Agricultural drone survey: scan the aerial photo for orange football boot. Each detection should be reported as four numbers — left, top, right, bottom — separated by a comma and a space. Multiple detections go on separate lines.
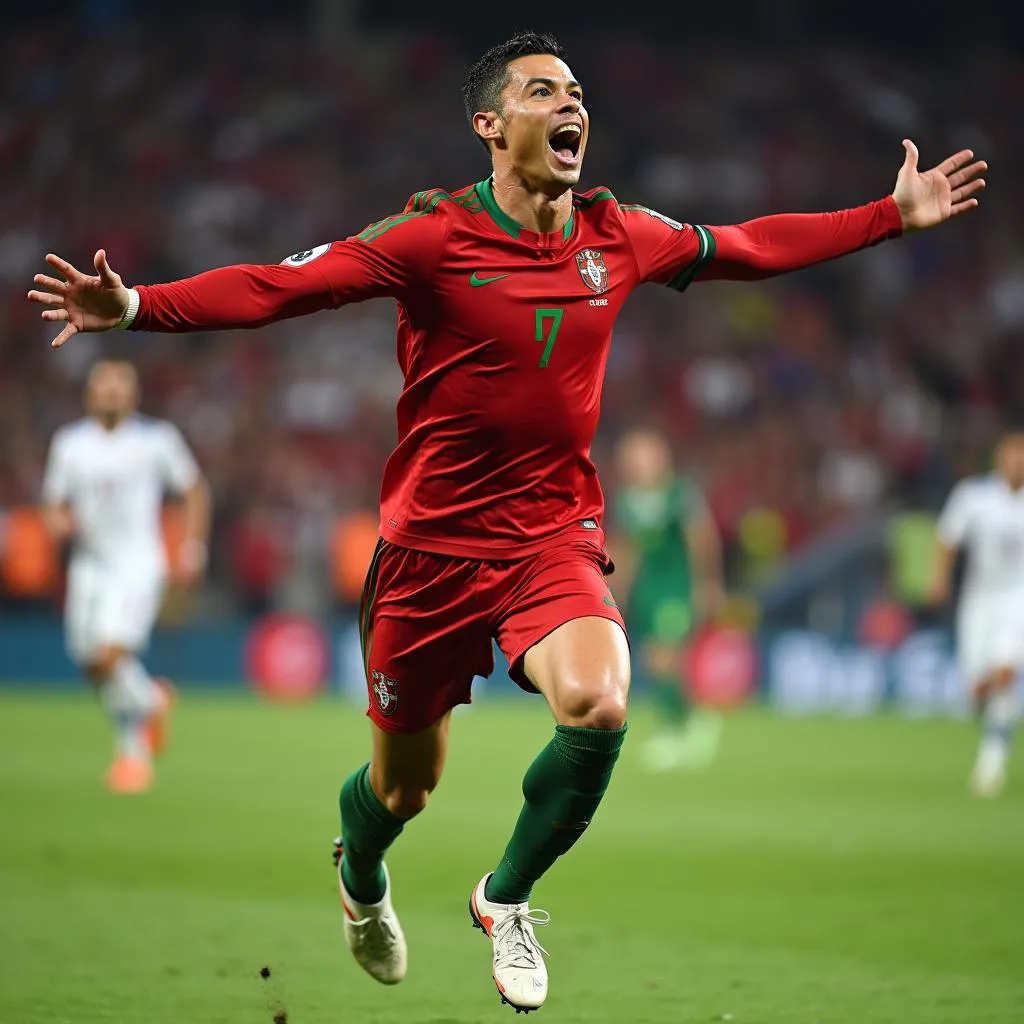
104, 755, 154, 795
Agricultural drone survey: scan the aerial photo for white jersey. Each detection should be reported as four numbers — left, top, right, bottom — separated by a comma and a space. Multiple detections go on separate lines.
42, 415, 199, 573
937, 473, 1024, 599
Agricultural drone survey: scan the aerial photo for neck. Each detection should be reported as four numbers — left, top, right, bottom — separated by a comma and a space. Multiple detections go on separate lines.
94, 412, 126, 432
489, 167, 573, 235
643, 475, 671, 491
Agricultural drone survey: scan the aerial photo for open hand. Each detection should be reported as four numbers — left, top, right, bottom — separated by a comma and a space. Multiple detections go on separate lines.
892, 141, 986, 232
27, 249, 130, 348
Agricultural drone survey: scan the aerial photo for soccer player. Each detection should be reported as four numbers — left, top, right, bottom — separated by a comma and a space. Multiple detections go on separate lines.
613, 427, 725, 772
931, 428, 1024, 798
28, 31, 985, 1012
41, 360, 210, 794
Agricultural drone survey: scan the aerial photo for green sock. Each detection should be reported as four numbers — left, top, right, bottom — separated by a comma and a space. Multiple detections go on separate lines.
653, 674, 689, 726
339, 763, 405, 905
486, 724, 627, 905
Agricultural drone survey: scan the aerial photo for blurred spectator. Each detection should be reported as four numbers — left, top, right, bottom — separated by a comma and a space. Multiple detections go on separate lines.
230, 506, 289, 617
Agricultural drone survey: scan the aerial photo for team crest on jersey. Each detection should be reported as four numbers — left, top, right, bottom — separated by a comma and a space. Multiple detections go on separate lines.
575, 249, 609, 294
371, 670, 399, 717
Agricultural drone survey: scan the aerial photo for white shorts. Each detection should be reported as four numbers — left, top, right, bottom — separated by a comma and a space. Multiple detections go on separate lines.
956, 591, 1024, 690
65, 560, 166, 665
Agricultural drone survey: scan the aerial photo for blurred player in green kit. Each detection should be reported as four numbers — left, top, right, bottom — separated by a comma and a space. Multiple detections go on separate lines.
614, 427, 726, 771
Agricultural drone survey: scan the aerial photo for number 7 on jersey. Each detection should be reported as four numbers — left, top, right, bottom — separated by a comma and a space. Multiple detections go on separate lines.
534, 308, 564, 368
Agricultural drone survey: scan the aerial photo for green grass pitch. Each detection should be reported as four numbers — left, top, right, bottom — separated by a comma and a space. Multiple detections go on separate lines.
1, 691, 1023, 1023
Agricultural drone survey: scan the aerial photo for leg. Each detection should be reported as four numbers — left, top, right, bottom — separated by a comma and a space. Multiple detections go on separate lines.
644, 639, 691, 725
337, 540, 491, 985
86, 643, 168, 793
335, 715, 452, 985
78, 643, 164, 794
341, 538, 485, 900
460, 542, 629, 1011
85, 643, 162, 757
527, 614, 631, 725
630, 592, 693, 730
469, 603, 629, 1013
487, 614, 630, 903
971, 665, 1019, 797
964, 599, 1024, 797
340, 712, 452, 903
641, 634, 723, 772
66, 562, 166, 791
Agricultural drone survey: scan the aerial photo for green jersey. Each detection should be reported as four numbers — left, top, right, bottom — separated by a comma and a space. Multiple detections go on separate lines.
616, 476, 707, 643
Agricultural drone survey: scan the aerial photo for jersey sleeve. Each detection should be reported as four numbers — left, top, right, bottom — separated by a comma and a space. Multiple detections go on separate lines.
936, 481, 974, 547
41, 430, 72, 505
133, 202, 450, 333
619, 204, 710, 288
622, 197, 903, 292
157, 423, 201, 493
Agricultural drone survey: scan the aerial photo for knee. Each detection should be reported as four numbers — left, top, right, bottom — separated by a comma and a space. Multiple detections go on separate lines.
379, 782, 435, 820
555, 679, 629, 730
83, 663, 106, 685
85, 646, 122, 682
374, 762, 443, 819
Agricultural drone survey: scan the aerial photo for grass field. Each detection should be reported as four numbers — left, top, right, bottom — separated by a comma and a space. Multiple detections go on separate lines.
1, 691, 1022, 1024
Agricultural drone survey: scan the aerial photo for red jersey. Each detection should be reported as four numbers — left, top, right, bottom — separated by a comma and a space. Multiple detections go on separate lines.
133, 177, 902, 558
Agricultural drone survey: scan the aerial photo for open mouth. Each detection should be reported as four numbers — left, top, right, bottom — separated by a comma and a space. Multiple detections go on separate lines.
548, 123, 582, 166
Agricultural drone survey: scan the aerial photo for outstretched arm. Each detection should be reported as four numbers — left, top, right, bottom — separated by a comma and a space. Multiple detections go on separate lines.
707, 142, 986, 280
29, 248, 370, 348
28, 207, 447, 348
705, 197, 903, 280
627, 141, 987, 289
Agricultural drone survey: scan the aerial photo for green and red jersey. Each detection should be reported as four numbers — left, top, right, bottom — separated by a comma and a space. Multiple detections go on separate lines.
132, 177, 902, 558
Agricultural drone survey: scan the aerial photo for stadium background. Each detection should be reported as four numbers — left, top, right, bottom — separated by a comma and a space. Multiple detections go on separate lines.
3, 5, 1024, 1024
2, 0, 1022, 713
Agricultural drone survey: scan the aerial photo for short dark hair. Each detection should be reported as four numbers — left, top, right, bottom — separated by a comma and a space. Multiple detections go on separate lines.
461, 32, 568, 150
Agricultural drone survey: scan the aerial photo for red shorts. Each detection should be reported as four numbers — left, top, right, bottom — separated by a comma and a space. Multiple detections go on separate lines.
358, 536, 626, 733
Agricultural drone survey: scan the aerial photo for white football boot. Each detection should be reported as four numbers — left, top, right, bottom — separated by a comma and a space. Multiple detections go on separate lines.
333, 839, 407, 984
469, 873, 550, 1013
969, 744, 1007, 798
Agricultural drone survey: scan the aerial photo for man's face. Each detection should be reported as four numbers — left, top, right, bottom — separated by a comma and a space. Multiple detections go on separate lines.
997, 433, 1024, 487
617, 430, 671, 489
86, 362, 137, 420
488, 54, 589, 193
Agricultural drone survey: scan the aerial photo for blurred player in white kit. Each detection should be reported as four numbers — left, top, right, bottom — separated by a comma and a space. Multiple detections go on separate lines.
41, 361, 210, 794
931, 428, 1024, 797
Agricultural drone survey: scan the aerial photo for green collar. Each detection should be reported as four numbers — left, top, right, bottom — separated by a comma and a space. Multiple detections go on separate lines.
475, 177, 575, 243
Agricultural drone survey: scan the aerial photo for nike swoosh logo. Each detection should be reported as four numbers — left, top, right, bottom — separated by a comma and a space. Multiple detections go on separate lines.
469, 272, 510, 287
603, 595, 618, 608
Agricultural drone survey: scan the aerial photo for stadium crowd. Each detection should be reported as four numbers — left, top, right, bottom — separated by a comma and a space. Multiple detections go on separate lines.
1, 15, 1022, 614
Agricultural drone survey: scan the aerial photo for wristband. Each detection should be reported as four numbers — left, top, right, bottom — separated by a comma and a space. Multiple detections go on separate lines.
113, 288, 140, 329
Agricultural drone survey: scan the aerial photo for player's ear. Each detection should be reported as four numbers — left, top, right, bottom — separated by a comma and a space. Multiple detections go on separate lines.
473, 110, 505, 149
